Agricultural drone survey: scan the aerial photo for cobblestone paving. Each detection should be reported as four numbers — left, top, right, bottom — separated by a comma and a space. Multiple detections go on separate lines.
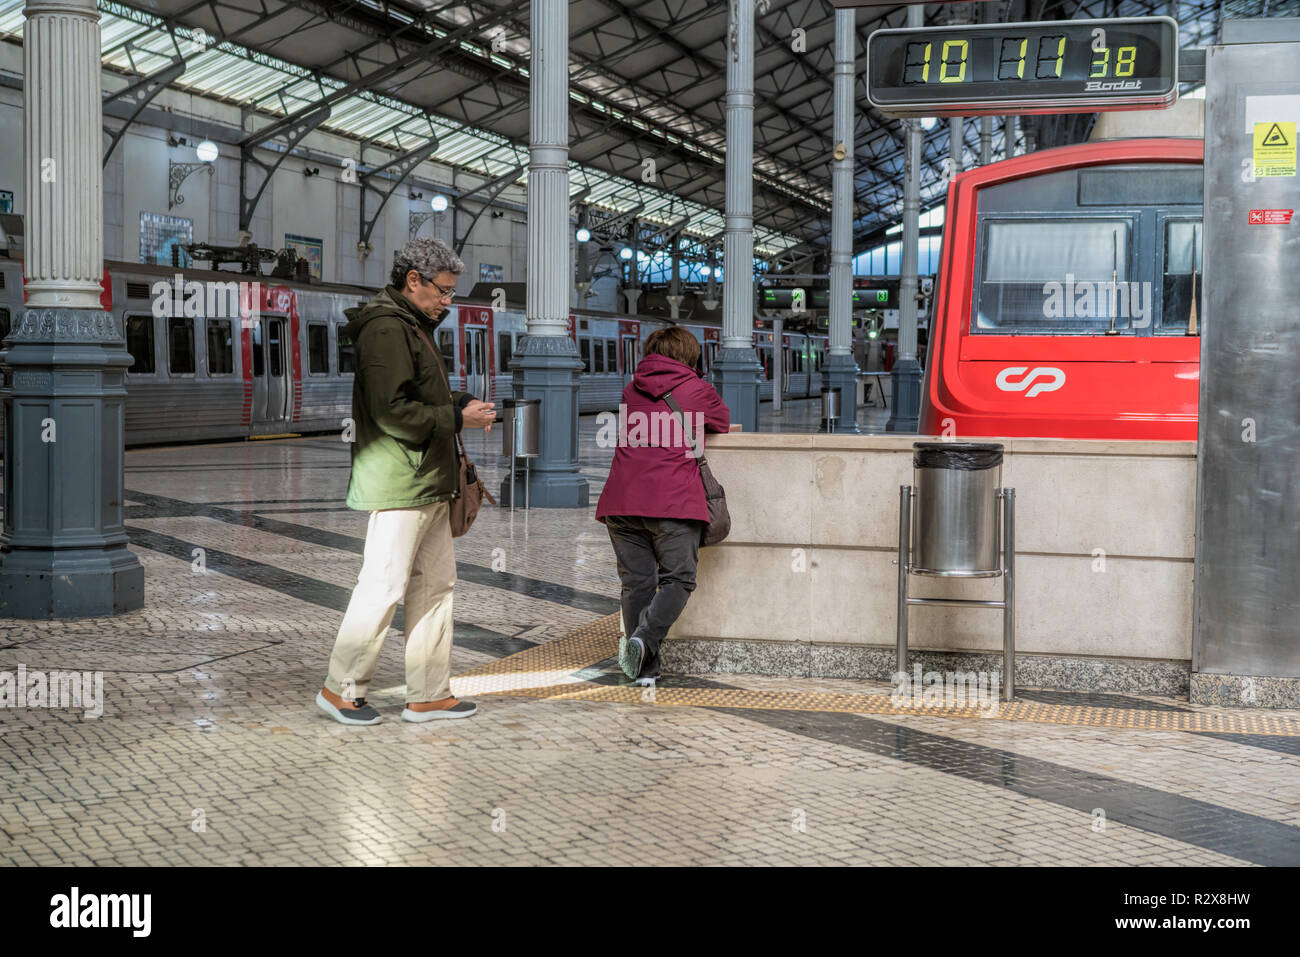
1, 404, 1297, 866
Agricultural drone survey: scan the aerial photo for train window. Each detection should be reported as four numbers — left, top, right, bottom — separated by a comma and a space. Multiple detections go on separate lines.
125, 316, 155, 374
592, 338, 605, 373
497, 332, 513, 373
0, 307, 9, 342
606, 339, 617, 373
307, 323, 329, 375
436, 328, 455, 372
268, 322, 284, 378
207, 320, 234, 375
167, 317, 195, 375
579, 337, 591, 372
252, 322, 264, 377
337, 325, 356, 375
1160, 219, 1203, 334
622, 337, 637, 375
976, 219, 1133, 333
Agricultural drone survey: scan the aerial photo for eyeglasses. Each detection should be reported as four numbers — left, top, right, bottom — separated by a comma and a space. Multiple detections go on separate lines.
423, 276, 457, 302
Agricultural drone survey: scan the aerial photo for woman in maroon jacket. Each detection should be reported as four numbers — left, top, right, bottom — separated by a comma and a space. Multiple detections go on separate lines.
595, 327, 731, 685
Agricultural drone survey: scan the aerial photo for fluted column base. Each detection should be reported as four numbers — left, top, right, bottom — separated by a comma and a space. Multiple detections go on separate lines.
714, 346, 762, 434
821, 353, 861, 434
0, 308, 144, 618
885, 359, 923, 434
498, 336, 588, 508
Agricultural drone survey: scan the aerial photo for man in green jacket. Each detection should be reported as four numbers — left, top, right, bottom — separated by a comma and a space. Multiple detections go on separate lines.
317, 238, 495, 726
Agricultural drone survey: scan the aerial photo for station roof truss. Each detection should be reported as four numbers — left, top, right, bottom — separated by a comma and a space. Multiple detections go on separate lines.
0, 0, 1280, 267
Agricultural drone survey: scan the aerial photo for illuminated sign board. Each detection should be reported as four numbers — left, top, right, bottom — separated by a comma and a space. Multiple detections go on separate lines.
866, 17, 1178, 117
759, 279, 900, 311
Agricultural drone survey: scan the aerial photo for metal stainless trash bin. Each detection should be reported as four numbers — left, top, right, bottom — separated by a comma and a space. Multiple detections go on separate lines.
502, 398, 540, 509
911, 443, 1003, 576
896, 442, 1015, 701
820, 387, 840, 432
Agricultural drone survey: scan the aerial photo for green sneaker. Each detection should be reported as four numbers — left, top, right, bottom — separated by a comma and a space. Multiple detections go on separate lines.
619, 636, 645, 679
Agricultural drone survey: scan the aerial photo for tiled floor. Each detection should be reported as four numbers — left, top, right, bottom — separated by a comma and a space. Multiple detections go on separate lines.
1, 399, 1297, 866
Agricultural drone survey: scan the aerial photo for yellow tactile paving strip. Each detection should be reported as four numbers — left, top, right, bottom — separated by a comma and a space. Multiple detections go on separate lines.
452, 613, 1300, 736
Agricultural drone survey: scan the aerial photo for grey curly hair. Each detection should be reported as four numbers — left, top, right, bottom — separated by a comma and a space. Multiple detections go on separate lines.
390, 237, 465, 287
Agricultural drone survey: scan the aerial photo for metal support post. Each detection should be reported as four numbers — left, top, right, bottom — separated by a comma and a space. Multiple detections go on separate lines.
896, 484, 912, 676
1002, 488, 1016, 702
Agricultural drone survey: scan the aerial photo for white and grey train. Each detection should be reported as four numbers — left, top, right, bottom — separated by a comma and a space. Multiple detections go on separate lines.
0, 259, 831, 446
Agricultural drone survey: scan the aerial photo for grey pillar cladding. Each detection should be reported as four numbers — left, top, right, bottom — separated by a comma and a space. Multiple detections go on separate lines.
0, 0, 144, 618
1193, 34, 1300, 687
823, 6, 860, 433
714, 0, 762, 432
499, 0, 587, 508
886, 4, 923, 433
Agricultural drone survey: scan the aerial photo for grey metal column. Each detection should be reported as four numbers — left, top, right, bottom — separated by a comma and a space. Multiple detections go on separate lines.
886, 3, 923, 433
949, 116, 963, 178
713, 0, 763, 432
979, 117, 993, 166
1192, 27, 1300, 701
499, 0, 587, 507
823, 5, 860, 434
0, 0, 143, 618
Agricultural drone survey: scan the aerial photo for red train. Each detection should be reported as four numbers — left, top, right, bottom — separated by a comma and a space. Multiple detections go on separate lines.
920, 137, 1203, 440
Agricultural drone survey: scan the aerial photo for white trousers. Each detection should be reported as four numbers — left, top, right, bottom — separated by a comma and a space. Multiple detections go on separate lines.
325, 501, 456, 703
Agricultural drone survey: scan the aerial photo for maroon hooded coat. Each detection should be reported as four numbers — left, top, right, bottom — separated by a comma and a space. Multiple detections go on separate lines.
595, 353, 731, 524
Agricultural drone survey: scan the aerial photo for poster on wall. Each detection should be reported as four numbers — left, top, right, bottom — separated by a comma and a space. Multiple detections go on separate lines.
0, 190, 12, 214
285, 233, 323, 281
139, 212, 193, 266
480, 263, 504, 283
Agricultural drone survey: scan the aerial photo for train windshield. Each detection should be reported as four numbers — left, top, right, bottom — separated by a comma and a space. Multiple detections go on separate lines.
975, 219, 1134, 334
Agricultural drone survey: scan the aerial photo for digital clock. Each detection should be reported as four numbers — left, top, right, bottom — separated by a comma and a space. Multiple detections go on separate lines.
866, 17, 1178, 117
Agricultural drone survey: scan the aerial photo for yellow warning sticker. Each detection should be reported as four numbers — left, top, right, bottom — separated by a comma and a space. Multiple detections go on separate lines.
1254, 121, 1296, 178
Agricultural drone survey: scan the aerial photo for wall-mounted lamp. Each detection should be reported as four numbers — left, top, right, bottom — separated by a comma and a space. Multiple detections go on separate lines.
576, 227, 591, 243
195, 140, 219, 162
430, 194, 449, 212
619, 247, 633, 260
920, 116, 938, 131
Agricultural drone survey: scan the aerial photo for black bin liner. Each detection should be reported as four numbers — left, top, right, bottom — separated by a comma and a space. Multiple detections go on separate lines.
913, 442, 1004, 471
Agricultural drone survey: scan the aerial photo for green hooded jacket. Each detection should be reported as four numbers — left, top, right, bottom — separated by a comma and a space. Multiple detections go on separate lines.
343, 285, 473, 511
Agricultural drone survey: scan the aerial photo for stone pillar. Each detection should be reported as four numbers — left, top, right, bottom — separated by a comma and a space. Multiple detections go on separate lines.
0, 0, 144, 618
499, 0, 587, 507
886, 3, 924, 433
823, 6, 860, 434
714, 0, 762, 432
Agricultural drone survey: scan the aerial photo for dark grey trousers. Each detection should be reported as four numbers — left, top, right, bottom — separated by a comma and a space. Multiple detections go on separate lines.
604, 515, 703, 676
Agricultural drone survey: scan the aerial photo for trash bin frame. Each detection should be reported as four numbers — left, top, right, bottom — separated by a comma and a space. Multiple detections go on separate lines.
502, 398, 540, 511
895, 484, 1016, 702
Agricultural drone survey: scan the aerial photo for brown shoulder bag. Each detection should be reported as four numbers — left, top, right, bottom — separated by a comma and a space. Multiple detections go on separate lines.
411, 322, 496, 537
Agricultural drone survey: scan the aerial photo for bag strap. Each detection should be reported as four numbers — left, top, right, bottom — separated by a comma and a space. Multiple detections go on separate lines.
661, 391, 707, 467
409, 319, 468, 459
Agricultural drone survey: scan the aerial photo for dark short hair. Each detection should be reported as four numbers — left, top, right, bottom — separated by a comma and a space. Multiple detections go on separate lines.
644, 326, 700, 368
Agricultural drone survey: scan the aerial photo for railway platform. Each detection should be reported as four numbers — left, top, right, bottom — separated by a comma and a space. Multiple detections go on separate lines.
1, 402, 1297, 867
